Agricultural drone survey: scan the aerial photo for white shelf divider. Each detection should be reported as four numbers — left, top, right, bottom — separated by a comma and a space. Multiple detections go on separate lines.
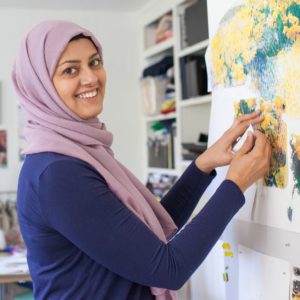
143, 37, 175, 59
145, 112, 177, 123
179, 94, 212, 108
177, 39, 209, 58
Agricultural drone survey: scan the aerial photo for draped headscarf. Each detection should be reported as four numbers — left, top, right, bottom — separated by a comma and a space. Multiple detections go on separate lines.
12, 20, 178, 300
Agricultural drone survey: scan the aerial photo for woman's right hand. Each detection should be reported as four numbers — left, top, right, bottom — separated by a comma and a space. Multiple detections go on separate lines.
226, 130, 272, 192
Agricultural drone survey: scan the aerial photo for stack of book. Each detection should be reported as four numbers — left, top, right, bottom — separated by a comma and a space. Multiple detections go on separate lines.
180, 0, 209, 49
180, 54, 208, 99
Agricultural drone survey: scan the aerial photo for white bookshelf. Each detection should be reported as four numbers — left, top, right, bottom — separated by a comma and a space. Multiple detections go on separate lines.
139, 0, 211, 178
138, 2, 211, 298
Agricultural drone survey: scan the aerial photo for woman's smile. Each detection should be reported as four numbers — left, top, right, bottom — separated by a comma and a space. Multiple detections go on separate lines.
76, 88, 99, 101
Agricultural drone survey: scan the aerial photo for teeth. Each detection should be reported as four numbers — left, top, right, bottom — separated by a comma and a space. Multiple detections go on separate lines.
78, 90, 97, 99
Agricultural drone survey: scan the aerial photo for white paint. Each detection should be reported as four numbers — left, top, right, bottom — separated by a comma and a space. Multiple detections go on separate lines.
0, 8, 143, 191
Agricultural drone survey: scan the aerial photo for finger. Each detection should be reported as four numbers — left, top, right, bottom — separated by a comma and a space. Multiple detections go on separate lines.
227, 120, 253, 143
249, 114, 264, 126
232, 110, 261, 126
236, 132, 254, 156
251, 130, 269, 154
237, 110, 261, 121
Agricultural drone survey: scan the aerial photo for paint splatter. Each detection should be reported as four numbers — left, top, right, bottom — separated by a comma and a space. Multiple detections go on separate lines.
287, 206, 293, 222
290, 134, 300, 196
234, 98, 256, 116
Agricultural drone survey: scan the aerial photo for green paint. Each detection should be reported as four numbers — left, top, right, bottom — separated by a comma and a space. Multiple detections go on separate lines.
290, 139, 300, 196
238, 99, 256, 115
286, 3, 300, 20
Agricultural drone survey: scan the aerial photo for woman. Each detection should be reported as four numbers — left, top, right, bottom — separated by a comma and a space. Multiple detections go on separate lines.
12, 20, 271, 300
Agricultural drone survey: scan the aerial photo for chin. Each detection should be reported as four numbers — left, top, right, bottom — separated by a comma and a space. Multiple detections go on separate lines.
79, 106, 103, 120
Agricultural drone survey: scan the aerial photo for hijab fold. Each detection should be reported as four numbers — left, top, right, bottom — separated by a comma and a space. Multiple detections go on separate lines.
12, 20, 178, 300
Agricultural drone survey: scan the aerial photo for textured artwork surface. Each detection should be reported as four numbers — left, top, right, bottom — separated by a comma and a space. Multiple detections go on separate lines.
234, 98, 287, 188
209, 0, 300, 118
207, 0, 300, 232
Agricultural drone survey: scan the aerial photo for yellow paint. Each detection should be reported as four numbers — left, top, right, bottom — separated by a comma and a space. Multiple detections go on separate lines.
224, 251, 234, 257
222, 242, 231, 250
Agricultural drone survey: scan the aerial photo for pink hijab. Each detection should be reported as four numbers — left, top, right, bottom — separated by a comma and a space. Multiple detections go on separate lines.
12, 20, 178, 299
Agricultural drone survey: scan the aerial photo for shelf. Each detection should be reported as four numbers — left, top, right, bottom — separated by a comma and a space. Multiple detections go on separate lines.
143, 38, 174, 59
145, 112, 177, 122
175, 0, 188, 5
179, 94, 212, 107
177, 39, 209, 58
147, 167, 179, 176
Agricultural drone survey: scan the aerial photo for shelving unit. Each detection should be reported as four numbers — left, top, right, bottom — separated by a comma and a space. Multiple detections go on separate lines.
139, 0, 211, 180
138, 1, 211, 298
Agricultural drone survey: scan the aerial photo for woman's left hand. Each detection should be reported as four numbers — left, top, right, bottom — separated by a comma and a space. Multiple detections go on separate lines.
195, 110, 264, 174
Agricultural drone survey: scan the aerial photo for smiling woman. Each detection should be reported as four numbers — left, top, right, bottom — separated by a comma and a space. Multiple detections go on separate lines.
52, 36, 106, 120
12, 20, 271, 300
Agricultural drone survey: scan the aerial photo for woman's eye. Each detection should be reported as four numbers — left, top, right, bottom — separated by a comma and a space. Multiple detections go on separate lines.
63, 67, 77, 75
90, 58, 102, 67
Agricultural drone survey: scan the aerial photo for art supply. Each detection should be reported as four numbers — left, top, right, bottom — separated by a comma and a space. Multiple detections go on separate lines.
232, 125, 254, 153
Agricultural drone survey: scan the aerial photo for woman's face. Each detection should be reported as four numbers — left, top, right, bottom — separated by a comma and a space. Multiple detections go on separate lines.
52, 38, 106, 120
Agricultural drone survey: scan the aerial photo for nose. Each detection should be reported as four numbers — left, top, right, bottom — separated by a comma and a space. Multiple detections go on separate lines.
80, 67, 98, 86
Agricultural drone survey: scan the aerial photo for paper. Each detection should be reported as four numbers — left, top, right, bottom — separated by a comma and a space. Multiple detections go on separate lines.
0, 252, 29, 275
238, 245, 290, 300
206, 0, 300, 233
190, 240, 226, 300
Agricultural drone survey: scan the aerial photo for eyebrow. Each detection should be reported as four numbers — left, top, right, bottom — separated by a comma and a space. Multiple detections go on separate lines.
57, 52, 100, 67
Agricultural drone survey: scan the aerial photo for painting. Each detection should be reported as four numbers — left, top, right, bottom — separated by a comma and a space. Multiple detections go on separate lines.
0, 130, 7, 168
209, 0, 300, 118
206, 0, 300, 232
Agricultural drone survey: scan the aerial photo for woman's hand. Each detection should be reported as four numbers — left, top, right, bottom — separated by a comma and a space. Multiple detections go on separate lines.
195, 110, 263, 174
226, 130, 272, 191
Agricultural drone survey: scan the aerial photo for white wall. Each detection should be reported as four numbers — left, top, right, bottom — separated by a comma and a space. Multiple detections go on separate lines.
0, 7, 144, 192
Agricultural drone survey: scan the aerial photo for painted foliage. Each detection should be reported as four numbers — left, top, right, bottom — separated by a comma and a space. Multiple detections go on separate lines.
234, 98, 287, 188
210, 0, 300, 118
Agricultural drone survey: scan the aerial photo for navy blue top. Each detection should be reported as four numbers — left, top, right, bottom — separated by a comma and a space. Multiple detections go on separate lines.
17, 152, 245, 300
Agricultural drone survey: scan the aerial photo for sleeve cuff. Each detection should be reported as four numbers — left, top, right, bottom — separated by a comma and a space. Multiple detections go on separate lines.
191, 160, 217, 178
220, 179, 246, 207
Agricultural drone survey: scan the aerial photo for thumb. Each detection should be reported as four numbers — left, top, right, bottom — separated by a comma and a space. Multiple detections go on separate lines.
237, 132, 254, 156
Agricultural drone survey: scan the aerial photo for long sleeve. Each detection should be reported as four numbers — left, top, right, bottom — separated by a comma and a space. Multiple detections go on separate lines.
160, 161, 216, 229
38, 159, 244, 290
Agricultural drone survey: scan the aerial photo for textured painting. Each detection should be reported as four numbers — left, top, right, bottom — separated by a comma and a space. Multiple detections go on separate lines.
234, 98, 287, 188
207, 0, 300, 232
209, 0, 300, 118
